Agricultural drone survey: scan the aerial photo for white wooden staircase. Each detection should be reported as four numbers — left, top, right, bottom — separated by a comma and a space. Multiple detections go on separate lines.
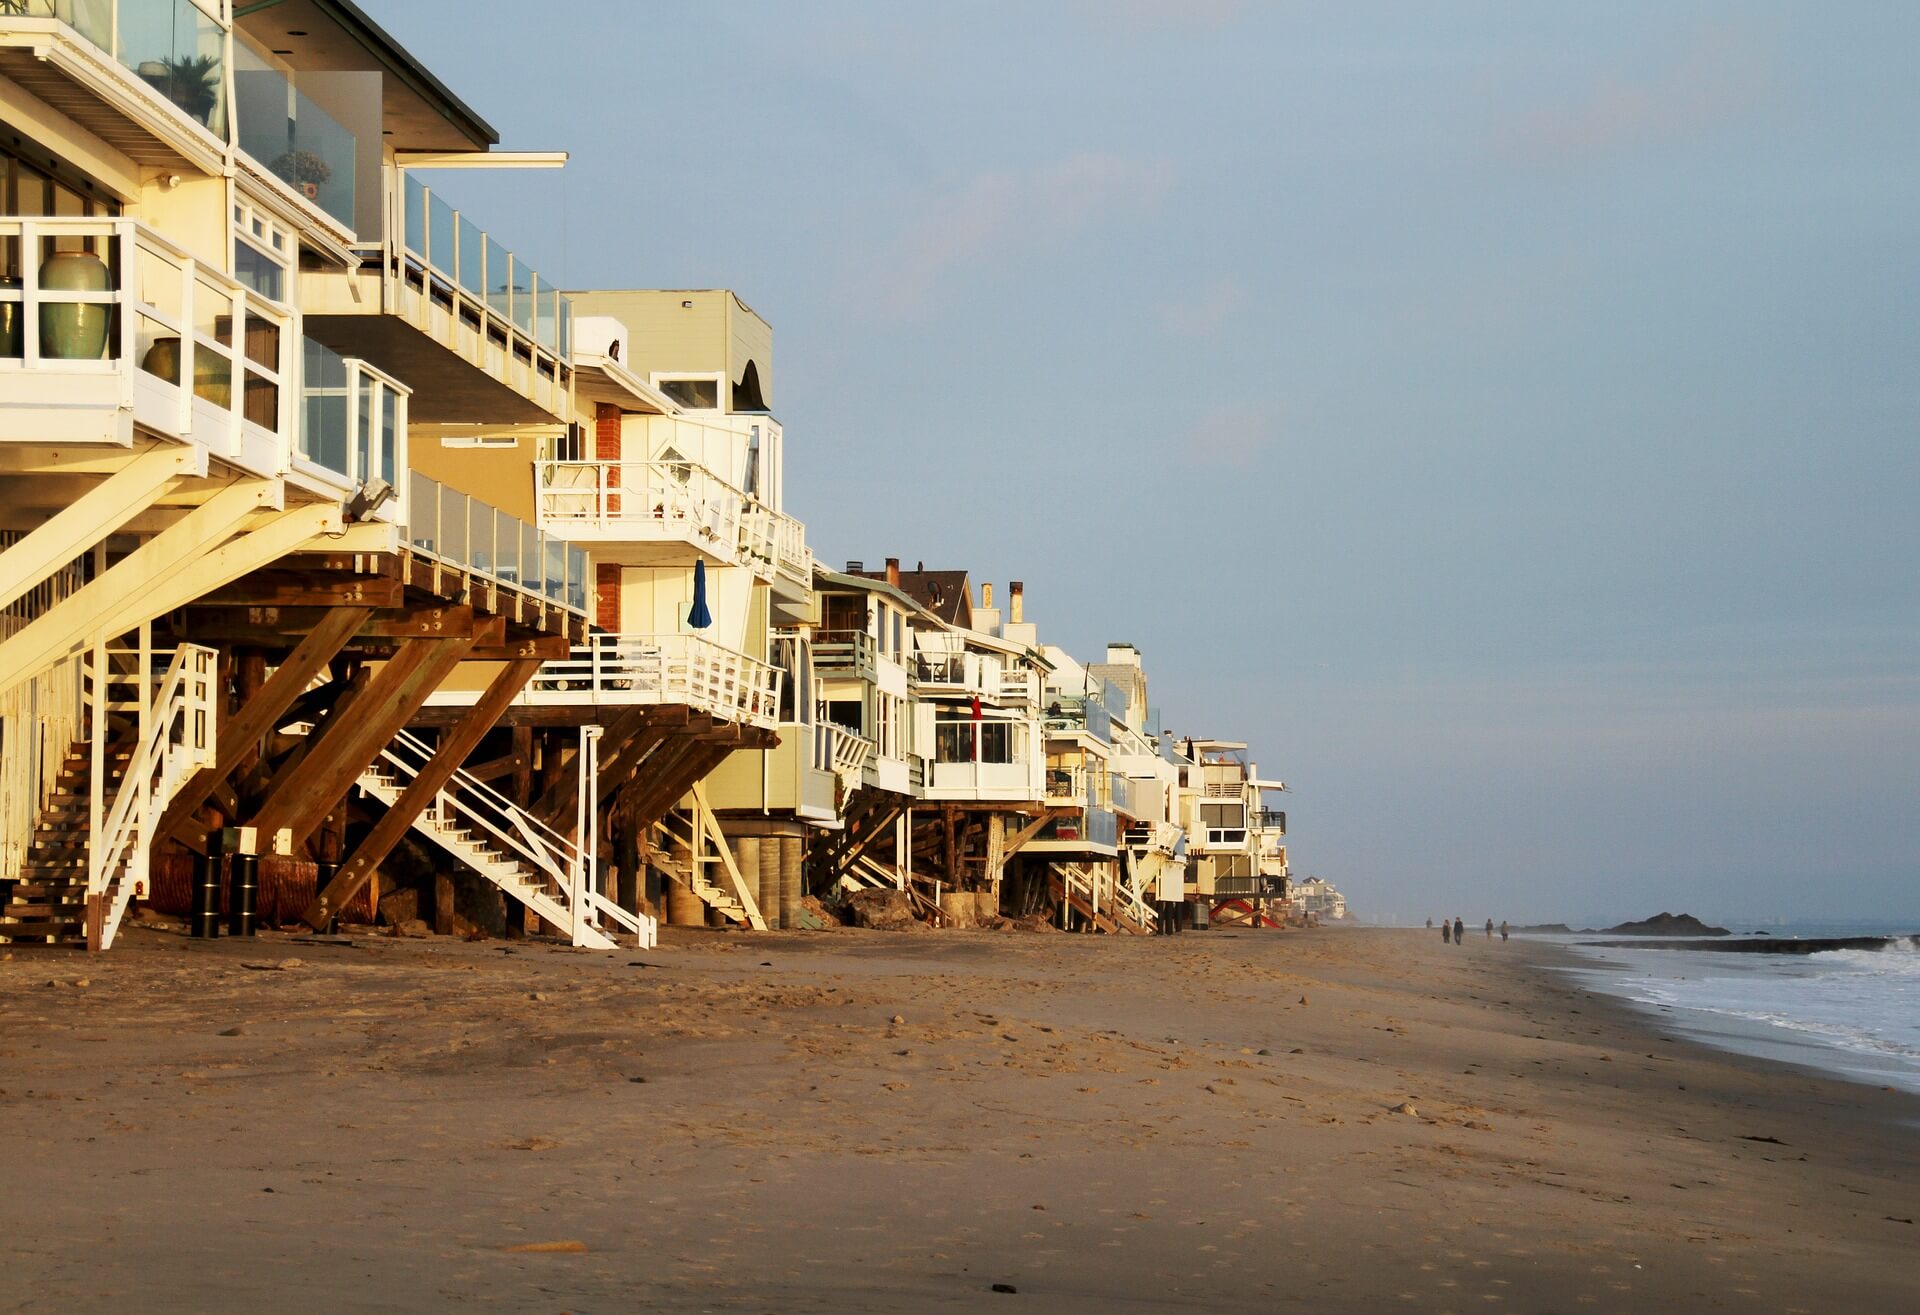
357, 728, 654, 950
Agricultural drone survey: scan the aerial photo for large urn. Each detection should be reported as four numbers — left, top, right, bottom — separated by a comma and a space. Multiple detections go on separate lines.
38, 251, 113, 360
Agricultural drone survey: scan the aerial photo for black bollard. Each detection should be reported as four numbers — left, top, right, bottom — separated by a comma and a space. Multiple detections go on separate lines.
228, 852, 258, 937
312, 860, 338, 934
191, 851, 221, 938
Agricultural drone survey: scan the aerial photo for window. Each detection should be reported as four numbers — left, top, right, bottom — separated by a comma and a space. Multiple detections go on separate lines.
541, 424, 586, 463
232, 203, 292, 302
440, 434, 520, 449
743, 423, 761, 497
655, 375, 721, 410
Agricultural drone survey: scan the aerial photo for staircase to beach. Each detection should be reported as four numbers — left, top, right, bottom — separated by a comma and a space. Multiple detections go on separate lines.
1, 644, 217, 951
356, 729, 654, 950
0, 736, 129, 946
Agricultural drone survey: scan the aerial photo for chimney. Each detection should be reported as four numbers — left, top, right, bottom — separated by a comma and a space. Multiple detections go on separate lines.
885, 557, 901, 587
981, 582, 993, 609
846, 559, 864, 573
1009, 581, 1024, 624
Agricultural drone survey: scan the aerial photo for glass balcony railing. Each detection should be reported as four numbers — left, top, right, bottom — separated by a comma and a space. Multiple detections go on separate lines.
22, 1, 230, 137
298, 337, 406, 508
405, 470, 586, 614
401, 174, 572, 357
233, 43, 356, 229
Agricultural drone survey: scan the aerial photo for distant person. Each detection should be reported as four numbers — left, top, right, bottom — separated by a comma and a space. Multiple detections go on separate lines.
1426, 918, 1433, 930
1500, 920, 1510, 942
1441, 920, 1451, 944
1453, 917, 1465, 945
1485, 918, 1494, 940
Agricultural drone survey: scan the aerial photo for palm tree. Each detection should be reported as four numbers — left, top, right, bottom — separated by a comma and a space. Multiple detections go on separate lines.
140, 54, 222, 128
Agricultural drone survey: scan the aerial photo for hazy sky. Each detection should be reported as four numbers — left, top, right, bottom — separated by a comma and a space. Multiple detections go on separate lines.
375, 1, 1920, 924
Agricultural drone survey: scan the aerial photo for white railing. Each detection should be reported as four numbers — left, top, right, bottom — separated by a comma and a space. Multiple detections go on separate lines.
536, 459, 807, 586
817, 721, 873, 778
1204, 780, 1246, 798
0, 553, 84, 881
537, 459, 742, 554
84, 640, 217, 949
448, 633, 780, 727
369, 726, 653, 950
0, 217, 294, 471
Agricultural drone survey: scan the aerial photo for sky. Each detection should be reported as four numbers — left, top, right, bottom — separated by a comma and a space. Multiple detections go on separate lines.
372, 1, 1920, 925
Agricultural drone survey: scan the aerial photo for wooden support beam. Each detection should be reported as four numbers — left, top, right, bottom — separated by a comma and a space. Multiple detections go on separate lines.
0, 478, 280, 698
157, 606, 373, 846
304, 657, 541, 930
196, 575, 405, 608
181, 603, 473, 642
1002, 808, 1074, 858
0, 444, 205, 614
276, 552, 402, 578
250, 637, 476, 854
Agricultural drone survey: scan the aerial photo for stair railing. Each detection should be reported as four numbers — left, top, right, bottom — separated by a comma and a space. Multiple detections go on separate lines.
86, 640, 217, 948
369, 726, 654, 948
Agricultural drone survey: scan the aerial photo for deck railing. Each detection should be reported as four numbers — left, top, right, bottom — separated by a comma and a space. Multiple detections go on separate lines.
296, 337, 409, 519
0, 216, 294, 470
11, 2, 231, 137
515, 633, 780, 727
536, 459, 807, 585
812, 629, 877, 679
399, 172, 570, 355
816, 721, 873, 777
405, 470, 586, 613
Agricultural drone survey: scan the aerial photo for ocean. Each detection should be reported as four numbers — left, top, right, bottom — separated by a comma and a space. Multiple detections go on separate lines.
1539, 923, 1920, 1096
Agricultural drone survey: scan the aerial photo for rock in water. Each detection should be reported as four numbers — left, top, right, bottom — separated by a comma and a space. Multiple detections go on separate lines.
1605, 912, 1730, 937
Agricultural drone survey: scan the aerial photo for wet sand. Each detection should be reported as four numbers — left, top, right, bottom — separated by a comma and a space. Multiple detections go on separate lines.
3, 924, 1917, 1313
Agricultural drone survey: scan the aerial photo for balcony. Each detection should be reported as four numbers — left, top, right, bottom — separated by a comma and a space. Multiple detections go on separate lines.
0, 2, 232, 176
1031, 805, 1118, 852
0, 217, 292, 473
301, 174, 571, 424
294, 337, 407, 523
233, 41, 357, 233
812, 629, 877, 682
536, 459, 807, 587
443, 633, 780, 728
405, 470, 586, 614
1255, 807, 1286, 835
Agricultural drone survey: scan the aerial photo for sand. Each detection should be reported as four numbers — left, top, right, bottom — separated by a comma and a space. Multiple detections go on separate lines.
3, 924, 1917, 1313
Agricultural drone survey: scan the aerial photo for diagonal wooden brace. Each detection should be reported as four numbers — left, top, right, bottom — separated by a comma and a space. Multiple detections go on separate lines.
156, 606, 372, 849
302, 657, 543, 931
247, 636, 476, 857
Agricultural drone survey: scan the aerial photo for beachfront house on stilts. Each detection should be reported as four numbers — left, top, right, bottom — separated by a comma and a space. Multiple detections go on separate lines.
0, 0, 628, 950
1173, 738, 1289, 929
518, 289, 805, 933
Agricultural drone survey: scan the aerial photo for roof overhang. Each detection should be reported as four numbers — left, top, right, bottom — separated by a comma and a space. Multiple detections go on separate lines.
573, 353, 681, 416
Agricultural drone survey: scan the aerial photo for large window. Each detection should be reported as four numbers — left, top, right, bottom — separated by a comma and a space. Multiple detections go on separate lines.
1, 140, 119, 280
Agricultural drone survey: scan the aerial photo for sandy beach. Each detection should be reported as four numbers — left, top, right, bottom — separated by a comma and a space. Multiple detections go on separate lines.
4, 924, 1917, 1313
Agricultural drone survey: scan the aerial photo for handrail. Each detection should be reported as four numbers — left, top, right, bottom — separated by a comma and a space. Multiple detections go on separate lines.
85, 642, 218, 949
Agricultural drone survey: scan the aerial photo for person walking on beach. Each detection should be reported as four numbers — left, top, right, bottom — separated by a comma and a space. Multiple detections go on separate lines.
1441, 919, 1450, 944
1500, 920, 1510, 942
1453, 917, 1465, 945
1426, 918, 1433, 930
1485, 918, 1494, 940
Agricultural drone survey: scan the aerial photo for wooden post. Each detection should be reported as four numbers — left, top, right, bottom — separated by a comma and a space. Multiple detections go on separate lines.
302, 656, 537, 930
434, 871, 455, 936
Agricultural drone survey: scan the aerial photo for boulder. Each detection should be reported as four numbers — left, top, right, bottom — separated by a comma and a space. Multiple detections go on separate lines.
846, 888, 923, 932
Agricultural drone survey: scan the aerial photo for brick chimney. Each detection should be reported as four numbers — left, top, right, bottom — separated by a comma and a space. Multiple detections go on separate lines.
885, 557, 901, 587
1009, 581, 1024, 624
